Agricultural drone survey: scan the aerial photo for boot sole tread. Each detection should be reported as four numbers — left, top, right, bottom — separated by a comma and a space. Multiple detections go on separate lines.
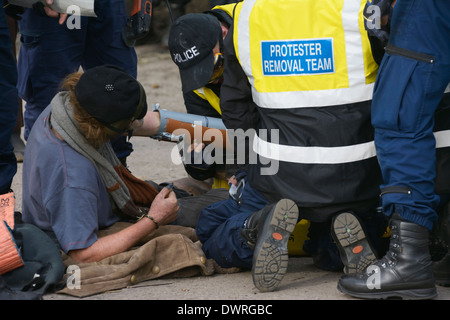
252, 199, 298, 292
332, 212, 377, 274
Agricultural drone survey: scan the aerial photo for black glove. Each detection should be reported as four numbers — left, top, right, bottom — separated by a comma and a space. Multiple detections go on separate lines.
178, 141, 217, 181
184, 155, 217, 181
30, 1, 49, 17
3, 1, 25, 20
363, 0, 394, 46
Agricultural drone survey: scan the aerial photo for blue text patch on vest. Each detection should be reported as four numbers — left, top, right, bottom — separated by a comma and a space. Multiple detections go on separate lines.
261, 38, 335, 76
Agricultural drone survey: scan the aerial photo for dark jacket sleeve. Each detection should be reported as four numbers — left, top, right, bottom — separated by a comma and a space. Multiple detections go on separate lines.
183, 90, 222, 118
220, 22, 260, 131
368, 35, 386, 65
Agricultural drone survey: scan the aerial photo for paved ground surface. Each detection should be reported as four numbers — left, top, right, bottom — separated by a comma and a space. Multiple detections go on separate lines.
10, 17, 450, 303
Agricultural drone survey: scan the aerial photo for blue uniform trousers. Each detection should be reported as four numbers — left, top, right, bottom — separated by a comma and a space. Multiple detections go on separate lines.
196, 181, 387, 270
371, 0, 450, 231
0, 8, 18, 194
196, 180, 268, 269
17, 0, 137, 159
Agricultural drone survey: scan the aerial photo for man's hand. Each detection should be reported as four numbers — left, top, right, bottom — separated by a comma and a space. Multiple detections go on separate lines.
43, 0, 67, 24
147, 186, 179, 226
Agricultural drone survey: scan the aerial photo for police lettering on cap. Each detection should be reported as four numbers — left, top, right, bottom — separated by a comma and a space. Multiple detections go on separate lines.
75, 65, 147, 131
168, 13, 222, 93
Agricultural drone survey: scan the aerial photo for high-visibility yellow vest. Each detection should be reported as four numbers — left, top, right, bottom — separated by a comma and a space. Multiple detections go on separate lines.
227, 0, 383, 216
233, 0, 379, 166
234, 0, 378, 104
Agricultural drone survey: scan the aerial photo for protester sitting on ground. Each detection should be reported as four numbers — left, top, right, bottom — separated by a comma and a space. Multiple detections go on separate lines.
21, 65, 227, 263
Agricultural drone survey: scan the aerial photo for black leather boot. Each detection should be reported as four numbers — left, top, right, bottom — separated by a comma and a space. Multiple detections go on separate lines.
251, 199, 298, 292
240, 204, 275, 249
338, 214, 437, 299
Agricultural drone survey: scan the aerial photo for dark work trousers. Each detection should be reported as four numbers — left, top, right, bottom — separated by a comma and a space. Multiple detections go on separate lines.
196, 179, 268, 269
0, 8, 18, 194
195, 181, 387, 271
176, 188, 230, 228
17, 0, 137, 160
371, 0, 450, 231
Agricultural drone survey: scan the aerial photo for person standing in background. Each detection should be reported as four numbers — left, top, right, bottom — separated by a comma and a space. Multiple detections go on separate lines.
17, 0, 137, 165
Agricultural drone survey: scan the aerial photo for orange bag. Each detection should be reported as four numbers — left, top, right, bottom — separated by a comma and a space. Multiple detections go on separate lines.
0, 192, 23, 275
0, 221, 24, 275
0, 191, 15, 229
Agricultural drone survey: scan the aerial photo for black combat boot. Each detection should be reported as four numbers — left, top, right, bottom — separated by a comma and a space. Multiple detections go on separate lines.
338, 213, 437, 299
240, 205, 275, 249
250, 199, 299, 292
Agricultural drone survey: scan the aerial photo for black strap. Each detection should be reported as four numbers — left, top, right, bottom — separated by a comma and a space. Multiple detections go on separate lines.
380, 185, 412, 197
385, 44, 435, 64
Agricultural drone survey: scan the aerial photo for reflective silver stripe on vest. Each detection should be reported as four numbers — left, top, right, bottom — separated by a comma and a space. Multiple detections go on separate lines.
236, 0, 255, 83
435, 130, 450, 149
253, 135, 376, 164
254, 130, 450, 165
237, 0, 374, 109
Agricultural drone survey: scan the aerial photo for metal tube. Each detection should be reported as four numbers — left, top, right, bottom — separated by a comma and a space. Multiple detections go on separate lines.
152, 104, 226, 133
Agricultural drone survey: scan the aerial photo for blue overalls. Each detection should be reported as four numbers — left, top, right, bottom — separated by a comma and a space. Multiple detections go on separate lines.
17, 0, 137, 159
0, 7, 18, 194
371, 0, 450, 231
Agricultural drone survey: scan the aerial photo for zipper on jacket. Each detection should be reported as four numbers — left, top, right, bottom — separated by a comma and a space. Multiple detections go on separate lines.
380, 186, 412, 197
385, 44, 435, 64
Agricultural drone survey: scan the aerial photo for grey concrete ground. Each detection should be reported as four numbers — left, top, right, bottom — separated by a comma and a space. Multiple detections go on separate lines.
11, 135, 450, 301
10, 42, 450, 302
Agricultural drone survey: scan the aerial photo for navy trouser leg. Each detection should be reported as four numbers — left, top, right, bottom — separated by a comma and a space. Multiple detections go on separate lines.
83, 0, 137, 77
17, 4, 136, 160
197, 181, 268, 269
0, 8, 18, 194
17, 9, 86, 140
83, 0, 138, 160
371, 0, 450, 231
202, 209, 254, 269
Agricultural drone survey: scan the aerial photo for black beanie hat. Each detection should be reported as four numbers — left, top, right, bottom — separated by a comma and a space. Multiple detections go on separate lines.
75, 65, 147, 131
